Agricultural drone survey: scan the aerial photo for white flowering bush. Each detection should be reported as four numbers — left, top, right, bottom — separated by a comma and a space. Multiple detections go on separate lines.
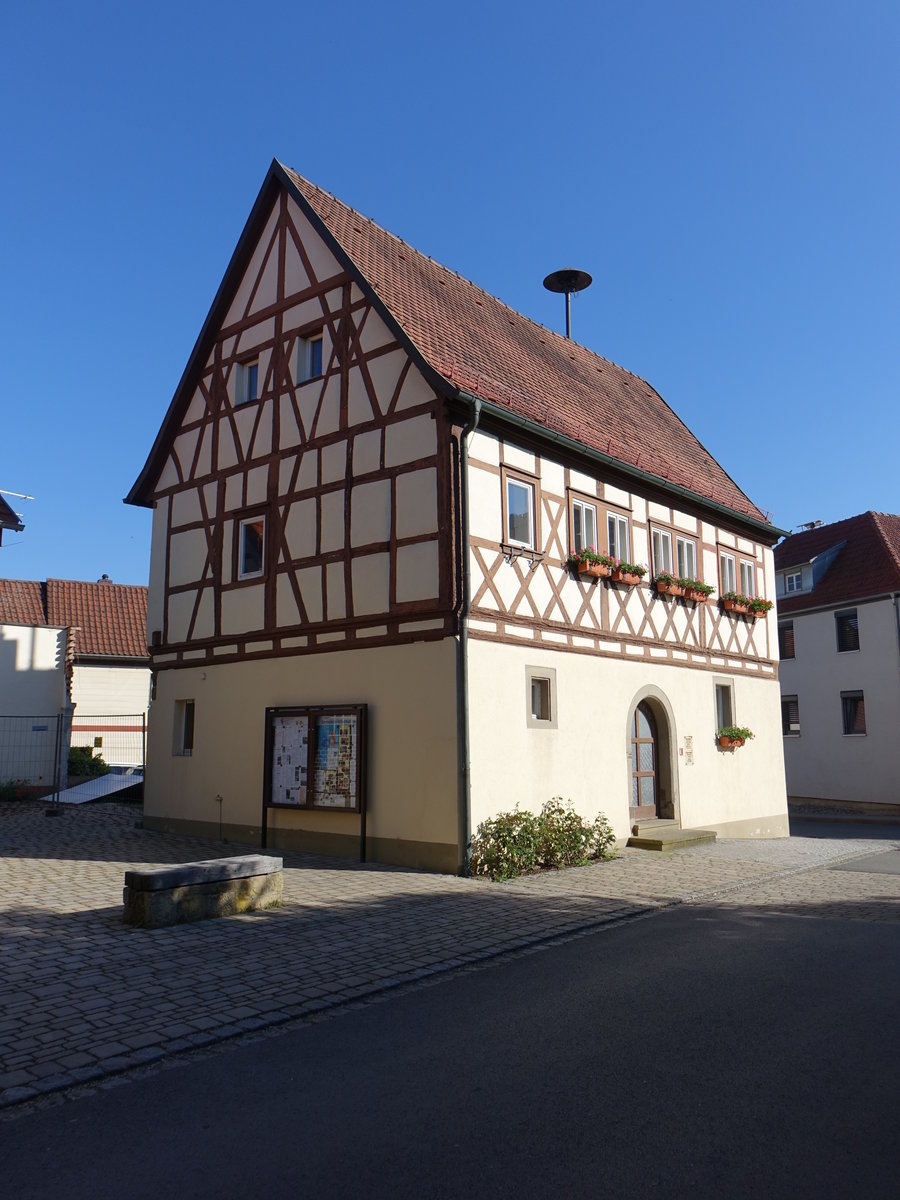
471, 799, 615, 880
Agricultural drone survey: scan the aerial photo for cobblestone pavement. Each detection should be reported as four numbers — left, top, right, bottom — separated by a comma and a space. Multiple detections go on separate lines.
0, 800, 896, 1109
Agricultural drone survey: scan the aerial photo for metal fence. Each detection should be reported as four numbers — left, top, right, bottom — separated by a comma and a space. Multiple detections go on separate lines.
0, 713, 65, 797
69, 713, 146, 771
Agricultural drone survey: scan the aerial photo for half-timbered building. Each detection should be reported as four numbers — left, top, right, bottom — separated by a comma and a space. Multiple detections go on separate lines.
127, 160, 789, 871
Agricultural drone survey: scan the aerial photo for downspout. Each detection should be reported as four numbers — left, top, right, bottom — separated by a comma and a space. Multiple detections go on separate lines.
455, 392, 482, 875
893, 593, 900, 680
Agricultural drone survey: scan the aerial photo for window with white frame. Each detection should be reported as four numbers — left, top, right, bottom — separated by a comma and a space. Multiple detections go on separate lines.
525, 665, 557, 729
714, 681, 734, 730
652, 528, 673, 575
297, 333, 323, 383
676, 536, 697, 580
571, 497, 597, 554
720, 551, 737, 594
608, 512, 630, 561
173, 699, 195, 756
506, 477, 535, 548
739, 559, 757, 598
785, 571, 802, 593
236, 360, 259, 406
238, 516, 265, 579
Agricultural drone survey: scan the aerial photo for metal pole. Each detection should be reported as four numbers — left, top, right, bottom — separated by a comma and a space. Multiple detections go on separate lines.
565, 291, 571, 339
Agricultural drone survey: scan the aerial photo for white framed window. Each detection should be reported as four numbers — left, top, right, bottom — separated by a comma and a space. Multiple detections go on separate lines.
652, 528, 673, 575
676, 536, 697, 580
739, 560, 757, 598
571, 497, 597, 554
236, 360, 258, 406
173, 699, 195, 756
297, 334, 323, 383
238, 516, 265, 579
525, 665, 557, 729
785, 571, 802, 593
506, 476, 535, 548
608, 512, 630, 561
720, 552, 737, 594
714, 680, 734, 729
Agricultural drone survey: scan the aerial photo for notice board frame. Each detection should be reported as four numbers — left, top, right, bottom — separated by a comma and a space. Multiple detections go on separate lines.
262, 704, 368, 862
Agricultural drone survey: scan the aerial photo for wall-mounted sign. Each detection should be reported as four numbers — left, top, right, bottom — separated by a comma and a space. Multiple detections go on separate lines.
263, 705, 367, 813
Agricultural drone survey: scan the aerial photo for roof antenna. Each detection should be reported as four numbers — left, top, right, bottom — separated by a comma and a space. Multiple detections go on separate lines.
543, 268, 592, 339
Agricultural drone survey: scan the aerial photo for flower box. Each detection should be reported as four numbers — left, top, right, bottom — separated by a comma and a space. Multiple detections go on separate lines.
722, 598, 750, 615
577, 560, 612, 579
611, 568, 642, 586
656, 579, 685, 598
718, 735, 745, 749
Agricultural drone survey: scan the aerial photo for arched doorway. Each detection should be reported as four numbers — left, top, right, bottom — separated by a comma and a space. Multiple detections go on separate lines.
630, 701, 659, 824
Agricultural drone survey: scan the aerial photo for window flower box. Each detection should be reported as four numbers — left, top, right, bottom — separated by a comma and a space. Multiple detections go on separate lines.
567, 549, 614, 578
680, 579, 715, 603
610, 561, 647, 586
722, 591, 751, 615
717, 725, 754, 750
748, 598, 774, 617
654, 573, 684, 598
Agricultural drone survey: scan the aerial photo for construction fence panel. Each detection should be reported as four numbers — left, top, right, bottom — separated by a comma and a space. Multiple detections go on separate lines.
69, 713, 146, 771
0, 714, 62, 795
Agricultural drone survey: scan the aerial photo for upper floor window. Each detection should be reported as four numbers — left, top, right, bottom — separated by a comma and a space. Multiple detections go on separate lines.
841, 690, 866, 735
506, 475, 535, 549
298, 334, 324, 383
835, 609, 859, 653
608, 512, 630, 561
785, 571, 802, 593
676, 535, 697, 580
571, 497, 597, 555
739, 560, 757, 598
720, 550, 756, 597
236, 359, 258, 406
778, 621, 795, 659
781, 695, 800, 735
238, 516, 265, 579
652, 528, 673, 575
720, 551, 736, 594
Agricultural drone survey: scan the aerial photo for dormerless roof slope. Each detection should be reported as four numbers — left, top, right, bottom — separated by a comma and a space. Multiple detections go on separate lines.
774, 512, 900, 613
0, 578, 148, 659
129, 160, 773, 533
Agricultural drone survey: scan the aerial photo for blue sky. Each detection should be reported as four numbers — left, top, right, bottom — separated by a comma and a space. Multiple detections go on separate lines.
1, 1, 897, 584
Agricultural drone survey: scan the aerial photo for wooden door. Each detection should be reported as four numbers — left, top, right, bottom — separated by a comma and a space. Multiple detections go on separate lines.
630, 702, 658, 823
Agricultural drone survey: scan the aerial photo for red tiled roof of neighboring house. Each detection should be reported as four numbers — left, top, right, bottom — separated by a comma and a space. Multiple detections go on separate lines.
284, 168, 768, 527
128, 161, 774, 534
774, 512, 900, 613
0, 579, 45, 626
0, 578, 148, 659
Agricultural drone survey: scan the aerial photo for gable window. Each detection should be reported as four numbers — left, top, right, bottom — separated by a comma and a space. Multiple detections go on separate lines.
781, 695, 800, 735
836, 609, 859, 653
608, 512, 630, 561
739, 560, 757, 598
571, 497, 597, 554
714, 681, 734, 730
652, 528, 673, 575
525, 665, 557, 729
676, 536, 697, 580
785, 571, 802, 593
238, 516, 265, 579
841, 690, 866, 735
298, 333, 324, 383
506, 475, 535, 549
173, 699, 195, 756
236, 359, 258, 406
778, 621, 795, 659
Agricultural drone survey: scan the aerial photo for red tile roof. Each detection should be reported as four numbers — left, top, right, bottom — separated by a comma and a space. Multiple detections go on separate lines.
0, 578, 148, 659
0, 579, 45, 625
774, 512, 900, 613
284, 167, 769, 527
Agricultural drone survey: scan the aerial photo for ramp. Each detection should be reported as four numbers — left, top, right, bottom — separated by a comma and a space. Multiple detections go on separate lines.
51, 771, 143, 805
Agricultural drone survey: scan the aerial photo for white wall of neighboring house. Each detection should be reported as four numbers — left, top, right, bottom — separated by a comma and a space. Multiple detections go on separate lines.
69, 663, 151, 768
780, 598, 900, 806
0, 623, 67, 713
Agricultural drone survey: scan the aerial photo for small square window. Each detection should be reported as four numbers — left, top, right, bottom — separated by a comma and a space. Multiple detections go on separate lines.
609, 513, 630, 561
173, 699, 195, 756
778, 621, 795, 659
238, 516, 265, 579
781, 695, 800, 735
836, 610, 859, 653
714, 681, 734, 730
298, 334, 324, 382
506, 477, 535, 548
652, 529, 673, 575
236, 360, 258, 406
525, 666, 557, 728
572, 498, 597, 554
841, 690, 866, 735
785, 571, 802, 593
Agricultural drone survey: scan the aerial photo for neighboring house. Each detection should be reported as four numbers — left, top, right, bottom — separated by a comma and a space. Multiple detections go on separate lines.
774, 512, 900, 812
0, 578, 150, 772
0, 494, 25, 546
126, 160, 788, 872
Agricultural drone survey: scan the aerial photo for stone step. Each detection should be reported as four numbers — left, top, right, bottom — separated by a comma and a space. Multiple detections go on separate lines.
626, 825, 717, 853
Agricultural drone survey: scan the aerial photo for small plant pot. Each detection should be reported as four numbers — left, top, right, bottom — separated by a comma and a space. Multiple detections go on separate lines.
718, 735, 745, 749
656, 580, 684, 597
612, 569, 642, 586
575, 561, 612, 578
722, 599, 749, 615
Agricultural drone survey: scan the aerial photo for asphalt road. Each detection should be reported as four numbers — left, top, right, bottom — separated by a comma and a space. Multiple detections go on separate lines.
2, 901, 897, 1200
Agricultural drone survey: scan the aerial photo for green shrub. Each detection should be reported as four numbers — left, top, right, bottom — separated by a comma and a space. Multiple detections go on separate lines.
471, 799, 616, 880
68, 746, 110, 777
0, 779, 28, 802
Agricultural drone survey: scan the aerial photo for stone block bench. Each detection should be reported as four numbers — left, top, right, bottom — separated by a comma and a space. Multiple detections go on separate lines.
123, 854, 283, 928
